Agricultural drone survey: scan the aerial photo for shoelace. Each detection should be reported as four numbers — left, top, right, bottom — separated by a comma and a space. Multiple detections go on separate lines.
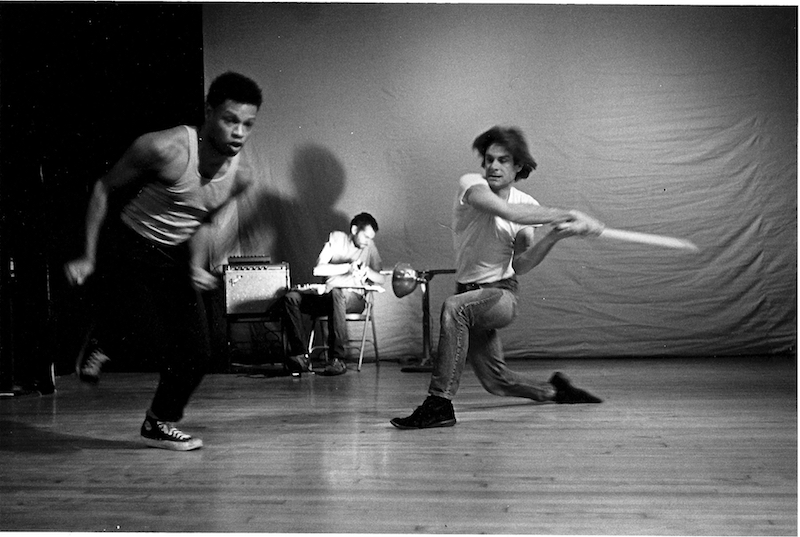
82, 349, 109, 373
157, 422, 192, 441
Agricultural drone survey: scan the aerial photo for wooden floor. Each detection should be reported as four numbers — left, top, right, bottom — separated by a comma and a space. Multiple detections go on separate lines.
0, 355, 796, 534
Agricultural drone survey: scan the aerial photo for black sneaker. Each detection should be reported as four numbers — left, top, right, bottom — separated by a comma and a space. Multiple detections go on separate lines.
285, 354, 310, 373
318, 358, 347, 376
390, 395, 457, 429
140, 415, 203, 451
76, 339, 110, 384
549, 372, 603, 404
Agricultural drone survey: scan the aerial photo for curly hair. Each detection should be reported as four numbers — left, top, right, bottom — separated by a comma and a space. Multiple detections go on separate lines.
472, 126, 537, 181
206, 71, 263, 109
350, 212, 379, 233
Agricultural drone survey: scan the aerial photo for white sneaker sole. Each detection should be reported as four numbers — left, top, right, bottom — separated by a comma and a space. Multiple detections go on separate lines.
142, 437, 203, 451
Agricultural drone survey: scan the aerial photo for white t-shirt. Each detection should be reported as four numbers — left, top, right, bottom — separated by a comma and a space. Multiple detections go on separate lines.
452, 173, 539, 284
317, 230, 382, 289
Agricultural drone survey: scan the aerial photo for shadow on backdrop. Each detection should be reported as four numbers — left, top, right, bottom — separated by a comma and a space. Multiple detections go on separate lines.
239, 143, 351, 283
216, 144, 352, 369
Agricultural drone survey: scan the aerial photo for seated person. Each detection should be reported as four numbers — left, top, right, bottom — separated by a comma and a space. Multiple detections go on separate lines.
283, 212, 385, 375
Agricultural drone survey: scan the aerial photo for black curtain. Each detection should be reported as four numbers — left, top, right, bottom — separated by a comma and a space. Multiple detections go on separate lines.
0, 3, 204, 390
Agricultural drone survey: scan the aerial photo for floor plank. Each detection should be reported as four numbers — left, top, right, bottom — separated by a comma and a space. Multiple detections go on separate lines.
0, 356, 795, 534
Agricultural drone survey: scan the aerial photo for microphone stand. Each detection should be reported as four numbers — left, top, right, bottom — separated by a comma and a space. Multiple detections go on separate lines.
400, 269, 455, 373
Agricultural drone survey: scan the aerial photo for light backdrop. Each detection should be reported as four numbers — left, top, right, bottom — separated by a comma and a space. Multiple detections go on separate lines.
202, 4, 796, 360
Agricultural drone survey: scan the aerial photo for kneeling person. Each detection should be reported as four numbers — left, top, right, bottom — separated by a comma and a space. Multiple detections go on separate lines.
392, 126, 604, 430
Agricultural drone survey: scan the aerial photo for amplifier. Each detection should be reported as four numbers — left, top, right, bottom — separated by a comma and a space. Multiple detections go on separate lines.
228, 255, 272, 265
224, 262, 290, 315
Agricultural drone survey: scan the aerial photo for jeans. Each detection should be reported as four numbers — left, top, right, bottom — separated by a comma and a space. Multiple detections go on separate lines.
429, 283, 556, 402
283, 288, 366, 361
96, 222, 210, 423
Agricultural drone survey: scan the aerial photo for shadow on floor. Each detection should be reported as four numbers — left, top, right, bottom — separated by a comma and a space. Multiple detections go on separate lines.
0, 420, 143, 453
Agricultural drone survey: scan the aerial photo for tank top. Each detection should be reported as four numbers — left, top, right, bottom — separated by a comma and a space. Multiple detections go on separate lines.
121, 125, 241, 246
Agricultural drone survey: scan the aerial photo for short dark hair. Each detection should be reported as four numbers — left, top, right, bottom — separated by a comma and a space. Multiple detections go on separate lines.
350, 212, 379, 233
472, 126, 537, 181
206, 71, 263, 109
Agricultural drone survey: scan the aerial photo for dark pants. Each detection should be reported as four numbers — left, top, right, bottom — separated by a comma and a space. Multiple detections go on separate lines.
94, 222, 210, 422
283, 288, 365, 361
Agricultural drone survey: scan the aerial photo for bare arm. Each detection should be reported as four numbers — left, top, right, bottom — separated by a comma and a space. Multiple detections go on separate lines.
314, 261, 386, 286
464, 183, 605, 234
188, 161, 256, 291
464, 183, 574, 226
347, 262, 386, 286
81, 180, 110, 266
312, 241, 350, 277
186, 225, 220, 291
513, 226, 581, 275
313, 242, 386, 286
363, 266, 386, 285
64, 131, 178, 286
205, 158, 255, 221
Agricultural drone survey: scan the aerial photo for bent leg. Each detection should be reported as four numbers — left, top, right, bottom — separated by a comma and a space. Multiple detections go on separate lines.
283, 291, 310, 355
429, 288, 516, 400
150, 275, 210, 423
327, 289, 365, 361
467, 328, 555, 401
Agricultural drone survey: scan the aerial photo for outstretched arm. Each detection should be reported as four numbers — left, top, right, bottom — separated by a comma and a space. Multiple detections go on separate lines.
464, 183, 572, 226
464, 183, 604, 232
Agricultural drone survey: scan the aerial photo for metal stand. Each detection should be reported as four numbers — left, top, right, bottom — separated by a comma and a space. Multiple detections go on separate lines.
400, 269, 455, 373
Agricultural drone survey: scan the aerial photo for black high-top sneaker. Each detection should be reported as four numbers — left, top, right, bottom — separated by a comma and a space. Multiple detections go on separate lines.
390, 395, 457, 429
140, 414, 203, 451
549, 372, 603, 404
76, 339, 110, 384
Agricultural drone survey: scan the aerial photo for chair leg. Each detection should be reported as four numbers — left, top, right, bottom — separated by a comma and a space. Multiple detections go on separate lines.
307, 318, 328, 368
307, 325, 315, 355
357, 302, 372, 372
370, 310, 379, 367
